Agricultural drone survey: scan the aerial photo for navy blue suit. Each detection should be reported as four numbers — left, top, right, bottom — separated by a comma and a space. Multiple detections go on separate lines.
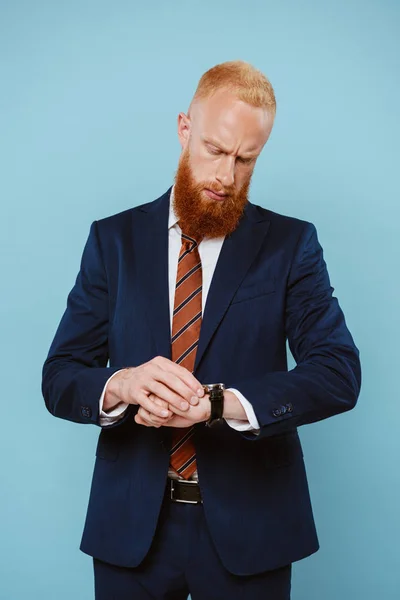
42, 186, 361, 577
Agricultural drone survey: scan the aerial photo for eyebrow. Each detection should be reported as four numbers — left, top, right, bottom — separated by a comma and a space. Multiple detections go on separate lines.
202, 137, 257, 159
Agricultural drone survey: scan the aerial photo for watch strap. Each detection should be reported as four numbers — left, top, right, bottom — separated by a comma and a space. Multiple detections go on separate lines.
204, 383, 225, 427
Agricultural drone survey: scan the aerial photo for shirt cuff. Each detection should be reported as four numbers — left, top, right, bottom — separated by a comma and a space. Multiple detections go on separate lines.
224, 388, 261, 435
99, 370, 129, 426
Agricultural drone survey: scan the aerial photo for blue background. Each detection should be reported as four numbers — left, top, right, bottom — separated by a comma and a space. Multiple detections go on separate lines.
1, 1, 399, 598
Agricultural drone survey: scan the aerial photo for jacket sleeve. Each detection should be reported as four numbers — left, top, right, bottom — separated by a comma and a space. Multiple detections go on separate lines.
41, 221, 137, 428
227, 222, 361, 441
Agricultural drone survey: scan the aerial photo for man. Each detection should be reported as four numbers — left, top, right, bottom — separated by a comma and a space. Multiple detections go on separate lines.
42, 60, 361, 599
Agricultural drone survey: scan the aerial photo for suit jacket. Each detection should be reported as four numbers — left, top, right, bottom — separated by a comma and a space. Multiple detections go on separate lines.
42, 186, 361, 576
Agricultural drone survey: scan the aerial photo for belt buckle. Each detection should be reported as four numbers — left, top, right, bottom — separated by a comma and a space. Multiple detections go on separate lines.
170, 479, 201, 504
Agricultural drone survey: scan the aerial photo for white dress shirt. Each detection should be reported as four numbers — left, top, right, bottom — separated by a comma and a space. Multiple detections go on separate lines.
99, 187, 260, 480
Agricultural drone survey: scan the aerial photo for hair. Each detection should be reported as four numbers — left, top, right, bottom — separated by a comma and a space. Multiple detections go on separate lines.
189, 60, 276, 117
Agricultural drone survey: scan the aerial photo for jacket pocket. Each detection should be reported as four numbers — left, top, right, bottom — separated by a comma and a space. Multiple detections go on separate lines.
231, 278, 276, 304
261, 431, 303, 469
95, 431, 120, 461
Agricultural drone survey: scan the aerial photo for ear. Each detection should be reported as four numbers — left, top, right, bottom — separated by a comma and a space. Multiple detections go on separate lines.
177, 112, 191, 150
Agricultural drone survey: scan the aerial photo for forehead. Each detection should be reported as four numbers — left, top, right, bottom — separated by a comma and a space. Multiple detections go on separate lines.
191, 88, 272, 153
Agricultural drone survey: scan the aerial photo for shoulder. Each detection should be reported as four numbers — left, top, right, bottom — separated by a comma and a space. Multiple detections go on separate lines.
247, 200, 316, 241
93, 189, 168, 237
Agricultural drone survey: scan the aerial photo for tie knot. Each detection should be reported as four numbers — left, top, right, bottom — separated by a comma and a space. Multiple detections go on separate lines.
181, 231, 202, 251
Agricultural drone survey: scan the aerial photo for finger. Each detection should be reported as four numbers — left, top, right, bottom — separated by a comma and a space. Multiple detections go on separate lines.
153, 397, 171, 411
136, 391, 172, 418
150, 395, 174, 418
147, 368, 201, 407
135, 413, 149, 426
149, 393, 191, 417
141, 397, 172, 421
138, 406, 167, 427
135, 409, 157, 427
152, 357, 204, 397
146, 380, 192, 411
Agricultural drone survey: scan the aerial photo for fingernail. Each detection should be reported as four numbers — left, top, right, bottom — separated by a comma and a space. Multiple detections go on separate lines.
161, 410, 169, 417
180, 401, 189, 410
197, 388, 204, 396
190, 396, 199, 405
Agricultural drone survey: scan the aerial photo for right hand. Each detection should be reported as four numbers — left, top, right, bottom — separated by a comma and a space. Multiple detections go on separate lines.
103, 356, 204, 422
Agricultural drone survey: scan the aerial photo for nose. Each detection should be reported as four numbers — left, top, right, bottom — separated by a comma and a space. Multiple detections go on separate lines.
215, 155, 235, 189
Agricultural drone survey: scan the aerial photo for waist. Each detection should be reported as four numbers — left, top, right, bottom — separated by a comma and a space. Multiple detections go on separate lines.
165, 477, 203, 504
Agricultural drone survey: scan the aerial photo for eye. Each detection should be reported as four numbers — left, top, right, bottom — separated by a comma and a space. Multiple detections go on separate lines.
237, 156, 254, 165
207, 145, 221, 156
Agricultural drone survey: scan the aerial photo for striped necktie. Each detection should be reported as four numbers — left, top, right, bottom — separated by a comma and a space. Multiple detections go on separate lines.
169, 231, 203, 480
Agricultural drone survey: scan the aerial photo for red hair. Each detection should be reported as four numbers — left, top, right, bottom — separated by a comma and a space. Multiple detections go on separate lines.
190, 60, 276, 117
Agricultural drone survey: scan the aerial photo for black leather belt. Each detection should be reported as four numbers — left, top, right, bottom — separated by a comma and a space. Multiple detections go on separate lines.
165, 478, 203, 504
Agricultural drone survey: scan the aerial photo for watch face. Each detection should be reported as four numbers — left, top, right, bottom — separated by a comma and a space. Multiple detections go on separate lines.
203, 383, 225, 393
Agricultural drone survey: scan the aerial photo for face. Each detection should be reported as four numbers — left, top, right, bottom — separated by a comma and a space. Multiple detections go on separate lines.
173, 87, 274, 239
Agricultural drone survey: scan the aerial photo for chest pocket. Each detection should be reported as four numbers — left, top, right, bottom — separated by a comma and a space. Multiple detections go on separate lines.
231, 278, 276, 305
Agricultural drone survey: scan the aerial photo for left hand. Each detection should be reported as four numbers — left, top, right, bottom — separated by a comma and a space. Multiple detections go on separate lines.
135, 393, 211, 428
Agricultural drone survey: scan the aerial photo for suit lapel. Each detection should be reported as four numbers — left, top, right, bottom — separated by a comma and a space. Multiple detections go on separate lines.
134, 188, 172, 361
134, 187, 271, 373
194, 204, 270, 372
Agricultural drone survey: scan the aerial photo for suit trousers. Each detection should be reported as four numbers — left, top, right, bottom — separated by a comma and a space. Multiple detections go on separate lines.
93, 490, 292, 600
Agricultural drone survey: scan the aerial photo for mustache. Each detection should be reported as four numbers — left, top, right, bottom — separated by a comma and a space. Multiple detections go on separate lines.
201, 182, 235, 196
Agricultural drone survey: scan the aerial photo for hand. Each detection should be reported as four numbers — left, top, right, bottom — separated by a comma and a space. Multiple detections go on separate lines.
103, 356, 205, 422
134, 390, 245, 428
135, 393, 211, 428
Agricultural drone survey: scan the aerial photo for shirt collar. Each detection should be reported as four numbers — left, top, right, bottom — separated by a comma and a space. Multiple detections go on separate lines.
168, 186, 179, 230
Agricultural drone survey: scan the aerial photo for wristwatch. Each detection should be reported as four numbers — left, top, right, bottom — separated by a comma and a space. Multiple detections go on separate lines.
203, 383, 225, 427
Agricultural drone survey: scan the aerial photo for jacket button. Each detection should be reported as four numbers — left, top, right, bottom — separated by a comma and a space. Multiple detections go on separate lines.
286, 403, 293, 412
81, 406, 92, 418
280, 405, 287, 414
272, 409, 282, 417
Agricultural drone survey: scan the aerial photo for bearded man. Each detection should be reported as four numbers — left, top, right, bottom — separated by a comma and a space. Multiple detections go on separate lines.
42, 60, 361, 599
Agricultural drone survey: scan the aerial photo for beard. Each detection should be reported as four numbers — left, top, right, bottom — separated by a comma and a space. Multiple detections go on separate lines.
172, 147, 252, 240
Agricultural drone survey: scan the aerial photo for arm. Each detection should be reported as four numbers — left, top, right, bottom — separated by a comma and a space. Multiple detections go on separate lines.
224, 388, 260, 435
41, 221, 136, 428
99, 370, 130, 427
227, 222, 361, 441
